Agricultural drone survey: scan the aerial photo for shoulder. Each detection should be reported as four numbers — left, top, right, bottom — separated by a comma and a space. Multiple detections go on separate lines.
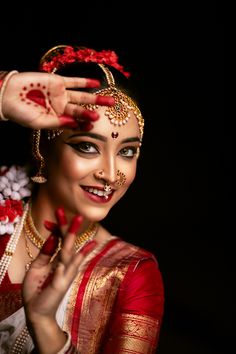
102, 236, 161, 275
113, 240, 165, 318
0, 165, 31, 235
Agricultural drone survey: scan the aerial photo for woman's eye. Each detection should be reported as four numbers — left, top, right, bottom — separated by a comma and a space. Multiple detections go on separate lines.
119, 147, 137, 158
70, 142, 98, 154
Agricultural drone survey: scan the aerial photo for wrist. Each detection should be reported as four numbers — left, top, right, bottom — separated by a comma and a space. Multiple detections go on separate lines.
28, 317, 67, 354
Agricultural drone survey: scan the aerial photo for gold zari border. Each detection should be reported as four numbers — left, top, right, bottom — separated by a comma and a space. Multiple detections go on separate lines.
108, 313, 159, 353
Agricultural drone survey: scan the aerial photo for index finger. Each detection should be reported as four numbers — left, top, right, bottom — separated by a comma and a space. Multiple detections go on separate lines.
63, 76, 101, 89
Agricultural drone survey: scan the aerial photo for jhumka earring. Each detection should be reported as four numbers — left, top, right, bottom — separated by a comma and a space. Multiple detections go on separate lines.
115, 170, 126, 187
31, 129, 47, 183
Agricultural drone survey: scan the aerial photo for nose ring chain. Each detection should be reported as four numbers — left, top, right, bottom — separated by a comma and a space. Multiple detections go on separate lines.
104, 182, 112, 200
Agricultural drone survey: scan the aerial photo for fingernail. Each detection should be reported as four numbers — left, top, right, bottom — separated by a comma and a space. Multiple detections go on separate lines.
80, 240, 97, 255
41, 234, 59, 256
44, 220, 58, 232
68, 215, 83, 234
55, 207, 68, 226
80, 110, 99, 121
86, 79, 100, 88
59, 115, 78, 128
96, 96, 115, 106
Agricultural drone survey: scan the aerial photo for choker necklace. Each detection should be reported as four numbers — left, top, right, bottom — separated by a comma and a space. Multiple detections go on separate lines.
23, 207, 98, 257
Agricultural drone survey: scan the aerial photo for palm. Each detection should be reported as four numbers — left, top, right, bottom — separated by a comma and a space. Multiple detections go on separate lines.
3, 72, 102, 129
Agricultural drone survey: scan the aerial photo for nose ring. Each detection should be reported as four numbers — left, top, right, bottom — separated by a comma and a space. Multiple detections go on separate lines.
98, 170, 104, 178
115, 170, 126, 187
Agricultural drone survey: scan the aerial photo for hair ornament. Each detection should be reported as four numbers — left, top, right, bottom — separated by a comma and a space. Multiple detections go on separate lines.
39, 45, 130, 78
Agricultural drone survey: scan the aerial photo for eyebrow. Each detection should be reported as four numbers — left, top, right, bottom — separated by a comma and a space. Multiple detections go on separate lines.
69, 132, 141, 144
69, 132, 107, 141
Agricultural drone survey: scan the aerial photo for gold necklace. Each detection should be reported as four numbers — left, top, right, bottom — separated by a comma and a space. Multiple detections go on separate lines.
24, 207, 98, 253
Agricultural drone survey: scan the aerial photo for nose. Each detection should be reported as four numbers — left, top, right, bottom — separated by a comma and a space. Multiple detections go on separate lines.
94, 157, 117, 185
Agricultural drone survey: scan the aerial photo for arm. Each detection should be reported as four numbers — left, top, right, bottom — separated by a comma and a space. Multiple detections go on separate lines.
102, 257, 165, 353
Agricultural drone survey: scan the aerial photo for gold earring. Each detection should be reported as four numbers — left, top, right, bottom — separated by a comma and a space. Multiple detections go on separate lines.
31, 129, 47, 183
115, 170, 126, 187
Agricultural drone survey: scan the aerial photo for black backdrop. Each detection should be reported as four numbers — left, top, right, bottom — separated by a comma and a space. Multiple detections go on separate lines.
1, 3, 230, 354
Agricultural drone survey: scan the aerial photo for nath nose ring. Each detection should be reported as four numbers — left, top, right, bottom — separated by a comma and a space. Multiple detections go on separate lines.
115, 170, 126, 187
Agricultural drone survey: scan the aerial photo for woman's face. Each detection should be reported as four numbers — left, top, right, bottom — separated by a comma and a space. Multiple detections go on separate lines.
44, 106, 141, 221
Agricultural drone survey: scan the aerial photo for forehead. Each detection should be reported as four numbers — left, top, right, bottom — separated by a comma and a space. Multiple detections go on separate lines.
89, 106, 141, 139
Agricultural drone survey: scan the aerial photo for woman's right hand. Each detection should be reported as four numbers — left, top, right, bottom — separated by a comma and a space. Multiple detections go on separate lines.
1, 71, 114, 129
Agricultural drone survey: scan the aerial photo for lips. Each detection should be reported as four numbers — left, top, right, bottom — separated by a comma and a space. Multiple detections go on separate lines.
81, 185, 114, 203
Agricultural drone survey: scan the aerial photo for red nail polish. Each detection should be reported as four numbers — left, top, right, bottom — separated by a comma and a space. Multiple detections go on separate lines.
80, 110, 99, 121
44, 220, 58, 232
55, 207, 68, 226
80, 240, 97, 255
41, 234, 58, 256
59, 115, 78, 128
68, 215, 83, 234
86, 79, 100, 88
96, 96, 115, 106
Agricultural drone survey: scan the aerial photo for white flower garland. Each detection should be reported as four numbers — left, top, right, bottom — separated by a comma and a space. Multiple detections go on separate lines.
0, 165, 32, 235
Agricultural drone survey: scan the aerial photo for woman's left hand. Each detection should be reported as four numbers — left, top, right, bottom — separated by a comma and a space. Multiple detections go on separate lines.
22, 213, 96, 324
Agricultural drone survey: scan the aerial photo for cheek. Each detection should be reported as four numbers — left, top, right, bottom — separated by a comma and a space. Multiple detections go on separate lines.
122, 161, 137, 187
48, 148, 98, 181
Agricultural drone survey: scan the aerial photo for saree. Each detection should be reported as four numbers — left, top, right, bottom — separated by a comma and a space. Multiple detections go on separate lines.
0, 223, 164, 353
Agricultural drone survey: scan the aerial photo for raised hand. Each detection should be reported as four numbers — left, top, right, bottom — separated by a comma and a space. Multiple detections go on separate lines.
1, 71, 114, 129
23, 215, 95, 323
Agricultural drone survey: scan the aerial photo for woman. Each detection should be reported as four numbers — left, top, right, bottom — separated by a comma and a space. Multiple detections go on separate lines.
0, 45, 164, 353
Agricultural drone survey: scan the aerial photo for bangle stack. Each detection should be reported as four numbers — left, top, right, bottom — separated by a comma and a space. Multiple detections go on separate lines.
0, 70, 18, 121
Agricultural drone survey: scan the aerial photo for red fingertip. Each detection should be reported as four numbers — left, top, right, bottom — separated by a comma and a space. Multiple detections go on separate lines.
80, 240, 97, 255
59, 115, 78, 128
68, 215, 83, 234
41, 234, 59, 256
80, 110, 99, 121
96, 96, 115, 106
55, 207, 68, 226
86, 79, 100, 88
44, 220, 58, 233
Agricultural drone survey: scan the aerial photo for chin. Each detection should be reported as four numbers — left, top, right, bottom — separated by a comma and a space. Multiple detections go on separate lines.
79, 207, 111, 223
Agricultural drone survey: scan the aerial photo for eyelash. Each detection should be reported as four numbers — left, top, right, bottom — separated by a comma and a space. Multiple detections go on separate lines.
119, 147, 137, 158
70, 142, 98, 154
68, 142, 137, 158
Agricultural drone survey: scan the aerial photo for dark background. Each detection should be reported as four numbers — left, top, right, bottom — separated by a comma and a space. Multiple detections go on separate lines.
1, 2, 230, 353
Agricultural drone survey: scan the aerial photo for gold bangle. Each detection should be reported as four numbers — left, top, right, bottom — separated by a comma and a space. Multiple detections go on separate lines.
0, 70, 18, 121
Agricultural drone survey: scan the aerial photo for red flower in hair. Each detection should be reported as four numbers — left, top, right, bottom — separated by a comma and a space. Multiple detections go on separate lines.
0, 200, 23, 222
40, 46, 130, 78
